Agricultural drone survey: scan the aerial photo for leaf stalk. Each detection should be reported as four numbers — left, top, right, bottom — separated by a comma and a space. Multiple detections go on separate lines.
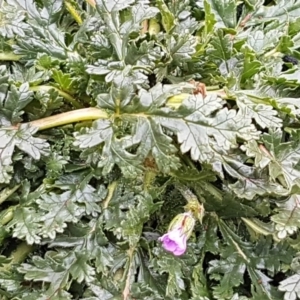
0, 242, 34, 272
0, 185, 21, 205
25, 107, 108, 130
0, 53, 22, 61
29, 85, 83, 109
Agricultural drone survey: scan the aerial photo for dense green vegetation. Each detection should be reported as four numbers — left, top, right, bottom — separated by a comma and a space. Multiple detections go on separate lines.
1, 0, 300, 299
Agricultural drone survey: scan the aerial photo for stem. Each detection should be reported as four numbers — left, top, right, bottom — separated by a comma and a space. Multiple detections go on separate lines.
230, 236, 250, 263
29, 85, 83, 109
241, 217, 280, 243
64, 1, 83, 25
264, 48, 279, 58
0, 242, 34, 272
143, 170, 157, 191
175, 183, 198, 203
25, 107, 108, 131
205, 85, 221, 91
0, 53, 22, 61
199, 182, 223, 201
0, 185, 21, 205
122, 246, 136, 300
0, 205, 18, 226
102, 181, 117, 209
206, 89, 228, 99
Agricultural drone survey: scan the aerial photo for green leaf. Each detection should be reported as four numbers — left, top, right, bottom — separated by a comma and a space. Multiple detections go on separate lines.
28, 87, 64, 119
160, 92, 258, 163
19, 250, 94, 299
207, 29, 234, 66
253, 0, 300, 25
151, 252, 185, 297
0, 2, 29, 38
167, 33, 197, 62
52, 69, 75, 92
204, 0, 217, 36
240, 24, 281, 59
119, 192, 161, 245
223, 155, 287, 200
4, 83, 33, 123
262, 129, 300, 189
204, 0, 237, 29
236, 93, 282, 129
208, 253, 246, 299
69, 251, 96, 283
2, 0, 300, 298
7, 207, 42, 244
81, 283, 114, 300
133, 117, 181, 172
0, 70, 33, 124
0, 124, 50, 183
240, 46, 263, 85
9, 0, 68, 62
279, 274, 300, 300
36, 177, 103, 239
95, 0, 158, 61
271, 194, 300, 239
74, 119, 143, 177
156, 0, 175, 33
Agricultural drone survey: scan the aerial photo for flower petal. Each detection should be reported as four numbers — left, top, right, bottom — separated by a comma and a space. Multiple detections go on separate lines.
167, 228, 186, 249
161, 236, 177, 252
173, 245, 186, 256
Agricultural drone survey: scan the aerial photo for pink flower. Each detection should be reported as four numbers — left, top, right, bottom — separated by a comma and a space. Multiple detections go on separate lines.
159, 212, 195, 256
159, 228, 187, 256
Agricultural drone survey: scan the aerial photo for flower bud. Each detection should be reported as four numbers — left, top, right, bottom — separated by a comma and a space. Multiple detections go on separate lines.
148, 19, 160, 36
159, 212, 195, 256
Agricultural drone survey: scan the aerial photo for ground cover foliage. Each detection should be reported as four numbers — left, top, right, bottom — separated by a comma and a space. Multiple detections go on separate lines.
1, 0, 300, 299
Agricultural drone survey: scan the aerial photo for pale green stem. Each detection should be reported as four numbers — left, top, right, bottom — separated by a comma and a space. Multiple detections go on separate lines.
64, 0, 83, 25
122, 246, 136, 300
0, 185, 21, 205
0, 205, 18, 226
264, 48, 280, 58
25, 107, 108, 130
0, 52, 22, 61
102, 181, 118, 209
143, 170, 157, 191
241, 217, 280, 243
206, 85, 221, 91
0, 242, 34, 272
29, 85, 83, 109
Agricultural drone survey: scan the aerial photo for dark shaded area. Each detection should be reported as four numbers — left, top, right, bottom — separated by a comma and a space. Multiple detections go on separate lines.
236, 3, 244, 22
282, 55, 298, 71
